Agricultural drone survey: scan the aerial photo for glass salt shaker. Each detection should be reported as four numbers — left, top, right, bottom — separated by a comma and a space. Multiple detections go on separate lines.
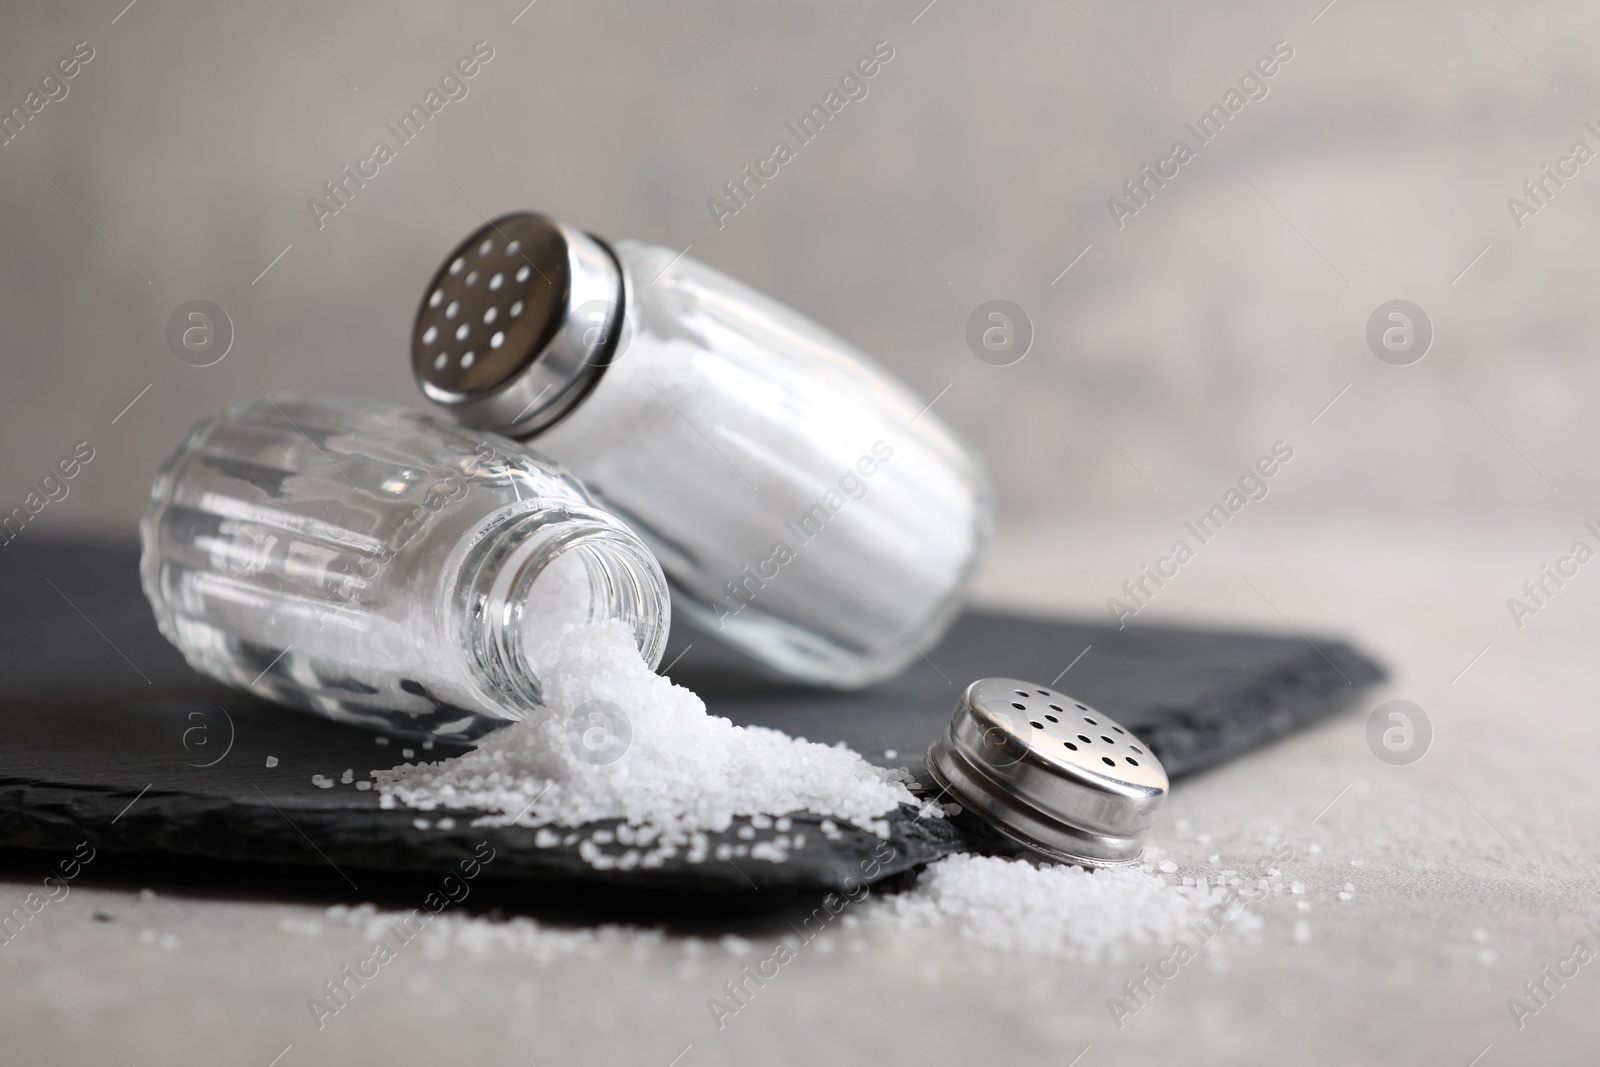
139, 394, 669, 740
411, 213, 994, 688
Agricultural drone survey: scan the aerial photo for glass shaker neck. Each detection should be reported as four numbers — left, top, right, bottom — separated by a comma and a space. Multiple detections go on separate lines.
456, 506, 668, 715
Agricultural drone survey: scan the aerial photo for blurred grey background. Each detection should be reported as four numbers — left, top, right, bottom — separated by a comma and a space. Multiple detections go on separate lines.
2, 0, 1593, 548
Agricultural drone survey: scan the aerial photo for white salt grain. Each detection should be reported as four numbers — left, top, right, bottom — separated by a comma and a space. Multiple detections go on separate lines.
877, 854, 1250, 962
376, 621, 919, 870
265, 756, 278, 768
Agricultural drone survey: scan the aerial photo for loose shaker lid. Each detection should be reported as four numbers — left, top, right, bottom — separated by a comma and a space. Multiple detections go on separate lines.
926, 678, 1168, 867
412, 212, 625, 439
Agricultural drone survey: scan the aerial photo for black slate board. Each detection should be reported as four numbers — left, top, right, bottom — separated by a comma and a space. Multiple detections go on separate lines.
0, 539, 1383, 896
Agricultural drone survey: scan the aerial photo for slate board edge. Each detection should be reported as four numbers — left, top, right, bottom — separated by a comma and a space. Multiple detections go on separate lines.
0, 779, 962, 894
1145, 637, 1387, 779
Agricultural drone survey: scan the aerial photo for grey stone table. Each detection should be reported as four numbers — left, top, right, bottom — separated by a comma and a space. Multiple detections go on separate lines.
2, 518, 1593, 1066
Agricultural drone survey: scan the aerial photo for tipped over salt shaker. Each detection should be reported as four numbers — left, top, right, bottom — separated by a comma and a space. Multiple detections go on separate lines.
140, 395, 670, 740
411, 213, 993, 688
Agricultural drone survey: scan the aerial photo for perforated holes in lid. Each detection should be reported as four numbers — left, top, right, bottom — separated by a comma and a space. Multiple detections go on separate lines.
925, 677, 1168, 867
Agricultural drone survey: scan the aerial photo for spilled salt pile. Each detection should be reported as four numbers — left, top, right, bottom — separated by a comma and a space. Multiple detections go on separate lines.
872, 853, 1257, 962
375, 619, 922, 870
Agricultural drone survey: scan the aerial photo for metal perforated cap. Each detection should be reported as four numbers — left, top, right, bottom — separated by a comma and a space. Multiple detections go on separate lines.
412, 212, 626, 439
926, 678, 1168, 867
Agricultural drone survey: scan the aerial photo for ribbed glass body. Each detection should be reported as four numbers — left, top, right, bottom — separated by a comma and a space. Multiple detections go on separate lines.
139, 395, 669, 739
529, 241, 994, 687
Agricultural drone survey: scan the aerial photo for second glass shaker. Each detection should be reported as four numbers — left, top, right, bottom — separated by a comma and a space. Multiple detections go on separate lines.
411, 213, 992, 688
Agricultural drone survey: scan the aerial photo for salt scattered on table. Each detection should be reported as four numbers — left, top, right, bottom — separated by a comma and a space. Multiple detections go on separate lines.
874, 853, 1260, 962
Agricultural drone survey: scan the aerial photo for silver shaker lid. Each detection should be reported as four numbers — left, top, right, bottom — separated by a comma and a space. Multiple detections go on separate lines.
412, 212, 626, 439
926, 678, 1168, 867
